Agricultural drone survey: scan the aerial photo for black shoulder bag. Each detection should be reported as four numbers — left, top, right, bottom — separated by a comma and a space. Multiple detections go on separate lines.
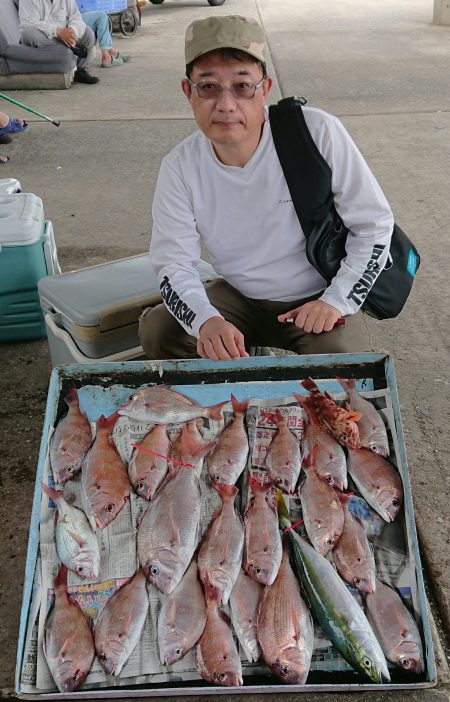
268, 96, 420, 319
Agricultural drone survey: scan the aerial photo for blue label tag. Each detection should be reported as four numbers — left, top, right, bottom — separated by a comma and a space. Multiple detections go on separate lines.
407, 249, 418, 277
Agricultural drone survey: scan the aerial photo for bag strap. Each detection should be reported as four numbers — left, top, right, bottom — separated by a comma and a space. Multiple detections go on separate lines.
268, 96, 335, 237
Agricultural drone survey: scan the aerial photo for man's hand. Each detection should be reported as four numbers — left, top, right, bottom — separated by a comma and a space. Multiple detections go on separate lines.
56, 27, 77, 47
197, 317, 249, 361
278, 300, 342, 333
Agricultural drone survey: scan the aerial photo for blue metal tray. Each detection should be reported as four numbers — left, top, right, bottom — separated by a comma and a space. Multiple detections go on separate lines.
15, 353, 437, 697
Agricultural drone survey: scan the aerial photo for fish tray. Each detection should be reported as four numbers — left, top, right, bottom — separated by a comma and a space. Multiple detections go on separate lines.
16, 353, 436, 697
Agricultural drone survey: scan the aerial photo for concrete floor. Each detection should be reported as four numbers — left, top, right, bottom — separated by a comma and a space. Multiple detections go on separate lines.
0, 0, 450, 699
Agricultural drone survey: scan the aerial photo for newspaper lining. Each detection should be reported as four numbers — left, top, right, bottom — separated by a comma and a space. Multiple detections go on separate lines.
20, 381, 419, 693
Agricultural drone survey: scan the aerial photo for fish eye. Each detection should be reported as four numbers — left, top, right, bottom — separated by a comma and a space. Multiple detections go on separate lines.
280, 664, 289, 676
175, 647, 182, 656
150, 564, 159, 576
353, 577, 361, 586
105, 503, 116, 513
71, 669, 81, 682
392, 498, 400, 507
276, 477, 284, 486
256, 567, 262, 574
363, 657, 372, 668
66, 465, 74, 473
137, 480, 145, 491
325, 474, 333, 484
326, 536, 335, 546
100, 652, 108, 662
400, 657, 411, 669
219, 673, 226, 682
76, 566, 84, 575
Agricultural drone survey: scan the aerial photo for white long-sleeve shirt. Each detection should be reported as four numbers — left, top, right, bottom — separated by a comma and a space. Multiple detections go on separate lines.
150, 105, 394, 338
19, 0, 86, 39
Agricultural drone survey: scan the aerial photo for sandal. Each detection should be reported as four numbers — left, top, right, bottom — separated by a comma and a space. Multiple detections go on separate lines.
0, 155, 10, 164
101, 56, 123, 67
116, 52, 131, 63
0, 117, 29, 135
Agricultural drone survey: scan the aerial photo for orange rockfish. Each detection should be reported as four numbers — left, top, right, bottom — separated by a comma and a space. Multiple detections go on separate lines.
260, 408, 301, 494
206, 394, 249, 485
118, 384, 226, 425
298, 446, 344, 555
81, 413, 130, 529
295, 378, 361, 449
243, 475, 282, 586
128, 423, 170, 500
50, 387, 92, 484
43, 565, 95, 693
258, 543, 314, 684
198, 482, 244, 605
338, 378, 390, 456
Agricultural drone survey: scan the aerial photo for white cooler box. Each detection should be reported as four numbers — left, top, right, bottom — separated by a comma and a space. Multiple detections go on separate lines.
38, 255, 218, 365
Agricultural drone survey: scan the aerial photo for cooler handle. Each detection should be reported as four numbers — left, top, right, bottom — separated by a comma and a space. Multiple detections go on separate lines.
43, 220, 62, 275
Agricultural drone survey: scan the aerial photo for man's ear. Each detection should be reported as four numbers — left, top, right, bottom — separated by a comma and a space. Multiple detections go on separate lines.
181, 79, 192, 101
263, 76, 273, 98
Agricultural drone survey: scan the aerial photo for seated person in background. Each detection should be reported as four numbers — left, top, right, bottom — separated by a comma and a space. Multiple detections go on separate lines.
79, 10, 131, 67
0, 112, 29, 164
19, 0, 100, 84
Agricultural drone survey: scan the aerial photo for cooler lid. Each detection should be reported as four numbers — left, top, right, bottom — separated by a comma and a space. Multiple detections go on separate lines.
0, 193, 44, 245
38, 255, 218, 331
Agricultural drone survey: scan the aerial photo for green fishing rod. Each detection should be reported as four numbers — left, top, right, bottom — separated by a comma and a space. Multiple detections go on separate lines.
0, 91, 61, 127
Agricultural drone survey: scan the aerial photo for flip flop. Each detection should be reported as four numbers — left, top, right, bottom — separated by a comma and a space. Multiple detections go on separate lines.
0, 155, 10, 164
0, 117, 29, 135
101, 56, 123, 67
116, 52, 131, 63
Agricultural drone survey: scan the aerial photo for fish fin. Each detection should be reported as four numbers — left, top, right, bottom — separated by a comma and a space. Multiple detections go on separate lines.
41, 481, 63, 505
67, 530, 87, 548
230, 394, 249, 415
119, 611, 134, 640
259, 409, 278, 425
207, 401, 227, 422
64, 386, 80, 407
300, 378, 319, 394
213, 482, 239, 502
57, 635, 76, 663
345, 410, 362, 422
53, 564, 68, 591
96, 411, 121, 432
168, 505, 181, 547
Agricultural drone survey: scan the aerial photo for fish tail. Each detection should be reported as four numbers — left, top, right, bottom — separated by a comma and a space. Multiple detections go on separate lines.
53, 563, 68, 592
97, 411, 121, 431
230, 394, 249, 415
207, 401, 227, 422
248, 473, 271, 494
64, 386, 79, 407
41, 481, 63, 504
259, 408, 277, 424
213, 481, 239, 501
302, 444, 319, 471
300, 378, 320, 394
337, 377, 355, 393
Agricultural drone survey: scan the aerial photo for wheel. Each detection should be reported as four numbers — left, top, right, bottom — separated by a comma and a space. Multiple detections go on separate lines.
149, 0, 165, 3
207, 0, 226, 5
119, 8, 138, 36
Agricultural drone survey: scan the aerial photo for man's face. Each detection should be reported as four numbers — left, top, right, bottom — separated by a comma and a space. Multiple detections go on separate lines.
181, 50, 272, 154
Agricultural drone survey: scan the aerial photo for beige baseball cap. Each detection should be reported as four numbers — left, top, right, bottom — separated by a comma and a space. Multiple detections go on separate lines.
185, 15, 266, 66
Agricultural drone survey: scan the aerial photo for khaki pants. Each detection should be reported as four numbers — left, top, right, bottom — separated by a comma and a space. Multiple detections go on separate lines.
138, 278, 372, 360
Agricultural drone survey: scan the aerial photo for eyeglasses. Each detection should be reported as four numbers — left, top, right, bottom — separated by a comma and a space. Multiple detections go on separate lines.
187, 77, 266, 100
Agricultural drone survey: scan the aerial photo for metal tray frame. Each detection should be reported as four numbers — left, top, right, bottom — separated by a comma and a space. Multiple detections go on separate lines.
15, 352, 437, 697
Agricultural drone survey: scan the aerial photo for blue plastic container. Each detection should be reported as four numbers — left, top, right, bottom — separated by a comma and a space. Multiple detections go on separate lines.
0, 194, 59, 342
77, 0, 127, 12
